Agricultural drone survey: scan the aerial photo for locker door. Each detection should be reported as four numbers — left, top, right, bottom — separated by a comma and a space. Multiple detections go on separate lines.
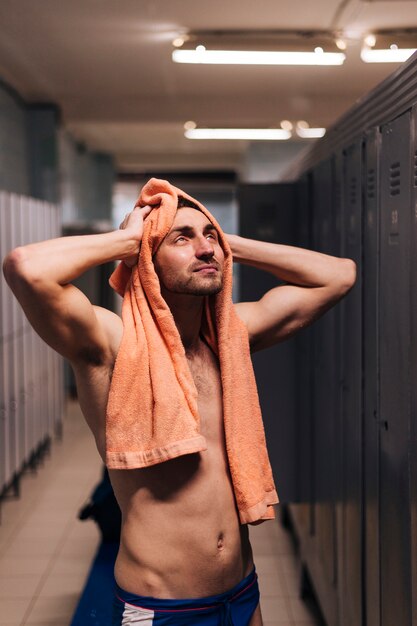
0, 193, 10, 490
380, 111, 412, 626
237, 183, 297, 502
310, 158, 339, 626
8, 195, 20, 475
340, 139, 363, 626
293, 172, 314, 513
410, 105, 417, 626
363, 128, 382, 626
15, 197, 26, 465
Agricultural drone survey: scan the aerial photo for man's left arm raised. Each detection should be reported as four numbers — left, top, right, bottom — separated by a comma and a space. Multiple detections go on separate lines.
227, 233, 356, 352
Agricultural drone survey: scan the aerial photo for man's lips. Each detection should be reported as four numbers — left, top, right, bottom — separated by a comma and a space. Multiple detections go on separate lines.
193, 265, 219, 273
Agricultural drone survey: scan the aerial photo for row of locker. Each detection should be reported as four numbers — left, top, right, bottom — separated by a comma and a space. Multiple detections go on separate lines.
289, 106, 417, 626
0, 192, 64, 496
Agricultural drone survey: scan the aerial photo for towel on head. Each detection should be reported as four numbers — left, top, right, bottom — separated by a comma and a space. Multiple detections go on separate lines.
106, 177, 279, 525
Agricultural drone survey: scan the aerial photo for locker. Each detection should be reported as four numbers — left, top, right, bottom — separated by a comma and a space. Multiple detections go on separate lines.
0, 192, 64, 494
25, 199, 36, 455
310, 158, 339, 626
293, 171, 314, 516
411, 104, 417, 626
363, 128, 382, 626
0, 193, 10, 490
281, 51, 417, 626
15, 197, 26, 467
340, 138, 364, 626
237, 183, 297, 503
332, 152, 344, 624
379, 111, 412, 626
8, 195, 20, 475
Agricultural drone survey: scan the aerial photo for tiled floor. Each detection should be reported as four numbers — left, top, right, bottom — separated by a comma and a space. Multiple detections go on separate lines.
0, 400, 324, 625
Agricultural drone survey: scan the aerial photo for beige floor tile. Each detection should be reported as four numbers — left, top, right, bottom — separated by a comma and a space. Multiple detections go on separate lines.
281, 570, 302, 596
2, 537, 60, 559
38, 573, 90, 597
0, 597, 33, 622
0, 575, 41, 597
259, 596, 292, 622
258, 571, 286, 597
253, 555, 282, 575
48, 543, 99, 577
9, 524, 66, 544
23, 594, 78, 623
0, 556, 51, 577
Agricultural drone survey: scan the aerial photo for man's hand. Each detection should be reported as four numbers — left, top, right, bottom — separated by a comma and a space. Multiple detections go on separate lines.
119, 205, 154, 267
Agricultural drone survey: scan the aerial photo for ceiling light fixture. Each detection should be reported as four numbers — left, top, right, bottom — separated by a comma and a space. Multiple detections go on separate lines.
173, 48, 345, 65
296, 127, 326, 139
172, 30, 346, 66
184, 128, 291, 140
361, 30, 417, 63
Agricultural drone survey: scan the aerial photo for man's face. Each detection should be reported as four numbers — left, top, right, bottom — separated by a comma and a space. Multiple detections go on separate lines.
153, 207, 225, 296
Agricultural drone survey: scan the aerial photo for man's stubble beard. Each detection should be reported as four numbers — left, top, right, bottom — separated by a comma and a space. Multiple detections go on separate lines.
159, 269, 224, 296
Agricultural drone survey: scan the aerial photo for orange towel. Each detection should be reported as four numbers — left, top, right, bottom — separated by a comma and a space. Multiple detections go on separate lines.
106, 177, 279, 525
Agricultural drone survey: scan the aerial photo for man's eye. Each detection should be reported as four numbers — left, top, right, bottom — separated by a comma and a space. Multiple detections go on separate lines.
176, 236, 186, 242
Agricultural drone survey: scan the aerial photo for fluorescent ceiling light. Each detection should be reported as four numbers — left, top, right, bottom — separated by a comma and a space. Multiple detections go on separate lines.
361, 47, 416, 63
296, 127, 326, 139
173, 49, 346, 66
184, 128, 291, 140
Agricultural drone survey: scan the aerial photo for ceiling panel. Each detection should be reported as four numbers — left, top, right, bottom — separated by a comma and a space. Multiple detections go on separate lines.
0, 0, 416, 171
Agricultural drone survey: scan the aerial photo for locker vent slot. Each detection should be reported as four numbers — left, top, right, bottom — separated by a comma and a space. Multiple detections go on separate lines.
334, 181, 342, 209
349, 177, 357, 206
389, 161, 401, 196
414, 150, 417, 186
367, 169, 375, 199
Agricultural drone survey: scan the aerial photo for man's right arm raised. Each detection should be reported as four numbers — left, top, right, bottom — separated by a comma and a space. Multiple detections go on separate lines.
2, 205, 152, 365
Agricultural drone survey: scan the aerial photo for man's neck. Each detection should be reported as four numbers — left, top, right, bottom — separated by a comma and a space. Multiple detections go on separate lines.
160, 287, 205, 352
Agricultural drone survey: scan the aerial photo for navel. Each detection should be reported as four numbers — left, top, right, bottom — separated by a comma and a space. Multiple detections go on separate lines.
217, 532, 225, 550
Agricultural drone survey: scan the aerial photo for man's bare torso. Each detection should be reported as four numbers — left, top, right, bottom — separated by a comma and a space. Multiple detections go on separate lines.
72, 309, 254, 599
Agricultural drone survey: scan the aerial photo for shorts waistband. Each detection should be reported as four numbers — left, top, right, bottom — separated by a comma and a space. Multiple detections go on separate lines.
114, 565, 257, 612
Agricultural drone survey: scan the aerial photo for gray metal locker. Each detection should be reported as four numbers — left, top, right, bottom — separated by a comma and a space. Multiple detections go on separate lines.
339, 139, 364, 626
411, 104, 417, 626
379, 111, 412, 626
8, 195, 20, 477
0, 192, 64, 495
0, 194, 10, 490
237, 183, 298, 503
15, 197, 26, 468
292, 171, 314, 531
363, 127, 382, 626
309, 158, 340, 626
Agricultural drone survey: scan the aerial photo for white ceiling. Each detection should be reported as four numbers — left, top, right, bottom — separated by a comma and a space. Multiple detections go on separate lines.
0, 0, 416, 174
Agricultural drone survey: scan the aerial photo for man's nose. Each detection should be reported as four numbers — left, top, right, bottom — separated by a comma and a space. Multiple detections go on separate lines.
195, 235, 215, 257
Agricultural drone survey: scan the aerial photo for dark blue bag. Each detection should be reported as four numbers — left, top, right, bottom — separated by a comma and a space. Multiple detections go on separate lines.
78, 466, 121, 543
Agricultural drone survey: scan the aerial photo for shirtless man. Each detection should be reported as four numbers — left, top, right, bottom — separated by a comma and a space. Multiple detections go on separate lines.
2, 195, 356, 625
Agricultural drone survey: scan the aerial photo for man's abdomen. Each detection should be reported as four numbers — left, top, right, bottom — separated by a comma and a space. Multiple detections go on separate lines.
110, 449, 254, 599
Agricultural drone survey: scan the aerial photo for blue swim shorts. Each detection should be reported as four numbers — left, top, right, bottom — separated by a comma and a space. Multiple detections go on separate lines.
112, 565, 260, 625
